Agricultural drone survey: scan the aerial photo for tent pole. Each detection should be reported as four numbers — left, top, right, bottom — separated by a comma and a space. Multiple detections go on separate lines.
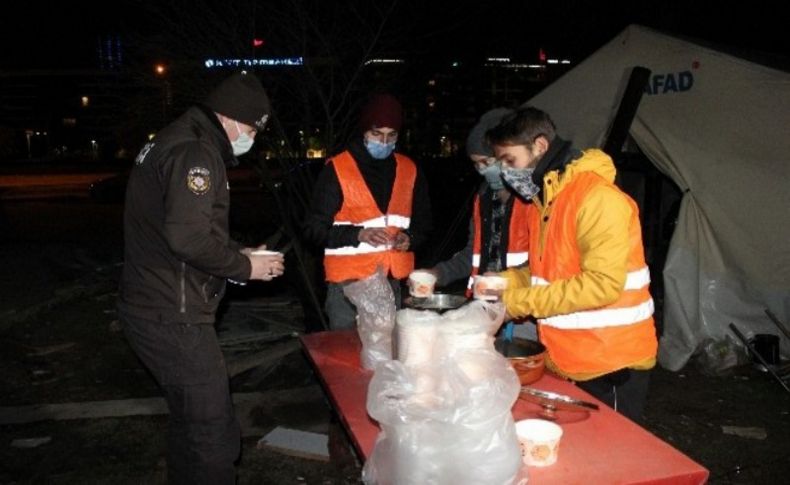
603, 66, 652, 155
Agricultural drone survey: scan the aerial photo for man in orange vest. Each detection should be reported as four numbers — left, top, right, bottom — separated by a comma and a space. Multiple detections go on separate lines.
303, 94, 432, 329
417, 108, 536, 339
487, 107, 657, 423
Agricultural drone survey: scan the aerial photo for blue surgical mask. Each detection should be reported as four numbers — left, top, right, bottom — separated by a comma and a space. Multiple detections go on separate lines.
365, 139, 396, 159
231, 121, 255, 156
475, 159, 505, 191
502, 166, 540, 200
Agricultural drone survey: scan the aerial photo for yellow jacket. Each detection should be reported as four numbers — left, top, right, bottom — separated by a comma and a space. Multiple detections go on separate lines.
501, 149, 656, 380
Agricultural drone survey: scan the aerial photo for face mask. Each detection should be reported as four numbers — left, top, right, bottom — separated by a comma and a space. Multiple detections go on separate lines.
365, 139, 396, 159
502, 166, 540, 200
475, 160, 505, 191
230, 121, 255, 156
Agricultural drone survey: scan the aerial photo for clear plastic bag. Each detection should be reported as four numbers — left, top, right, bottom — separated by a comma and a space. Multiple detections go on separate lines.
363, 300, 524, 485
694, 335, 749, 376
343, 268, 397, 370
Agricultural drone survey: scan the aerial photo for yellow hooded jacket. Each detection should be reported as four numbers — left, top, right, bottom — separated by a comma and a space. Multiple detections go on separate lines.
501, 149, 657, 381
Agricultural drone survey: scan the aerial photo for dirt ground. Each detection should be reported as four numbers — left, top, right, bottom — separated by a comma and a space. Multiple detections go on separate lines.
1, 196, 789, 484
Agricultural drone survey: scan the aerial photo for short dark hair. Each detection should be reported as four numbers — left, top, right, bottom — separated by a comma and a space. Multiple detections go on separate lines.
486, 106, 556, 147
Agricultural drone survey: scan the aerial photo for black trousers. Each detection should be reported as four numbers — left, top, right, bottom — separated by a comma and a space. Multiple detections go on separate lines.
121, 312, 240, 485
576, 368, 651, 424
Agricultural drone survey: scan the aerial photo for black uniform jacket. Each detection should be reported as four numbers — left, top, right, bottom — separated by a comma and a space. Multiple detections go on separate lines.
118, 105, 251, 324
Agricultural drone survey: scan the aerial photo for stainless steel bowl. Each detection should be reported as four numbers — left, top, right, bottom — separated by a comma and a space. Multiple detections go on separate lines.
403, 293, 468, 312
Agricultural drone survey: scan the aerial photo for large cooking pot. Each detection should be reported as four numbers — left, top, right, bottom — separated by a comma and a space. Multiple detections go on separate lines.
496, 337, 546, 385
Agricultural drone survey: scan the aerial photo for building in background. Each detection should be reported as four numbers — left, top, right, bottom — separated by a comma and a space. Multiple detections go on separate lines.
0, 42, 571, 163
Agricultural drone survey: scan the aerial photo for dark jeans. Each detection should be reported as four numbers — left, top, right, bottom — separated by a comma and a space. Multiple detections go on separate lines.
576, 368, 651, 424
121, 312, 240, 485
324, 278, 402, 330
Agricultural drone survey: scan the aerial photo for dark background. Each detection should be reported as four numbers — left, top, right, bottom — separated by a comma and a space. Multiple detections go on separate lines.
2, 1, 787, 69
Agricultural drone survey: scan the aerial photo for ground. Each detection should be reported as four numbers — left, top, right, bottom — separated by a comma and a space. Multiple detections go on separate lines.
1, 193, 788, 484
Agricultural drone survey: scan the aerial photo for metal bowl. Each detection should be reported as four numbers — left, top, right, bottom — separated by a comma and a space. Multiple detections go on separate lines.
403, 293, 468, 312
496, 338, 547, 385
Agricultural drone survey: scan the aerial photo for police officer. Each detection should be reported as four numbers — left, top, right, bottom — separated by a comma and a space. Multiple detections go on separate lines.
117, 71, 283, 484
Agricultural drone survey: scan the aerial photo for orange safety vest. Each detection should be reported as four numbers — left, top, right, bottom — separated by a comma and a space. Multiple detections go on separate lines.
530, 172, 657, 375
467, 194, 532, 292
323, 150, 416, 282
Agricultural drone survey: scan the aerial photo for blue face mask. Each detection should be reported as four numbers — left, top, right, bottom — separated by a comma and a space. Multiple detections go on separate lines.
231, 121, 255, 156
475, 159, 505, 191
365, 139, 396, 159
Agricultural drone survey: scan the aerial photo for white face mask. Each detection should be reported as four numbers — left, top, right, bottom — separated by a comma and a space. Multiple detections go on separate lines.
230, 121, 255, 156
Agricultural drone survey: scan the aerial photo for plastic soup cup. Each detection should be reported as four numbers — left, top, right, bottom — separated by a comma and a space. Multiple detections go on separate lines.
408, 271, 437, 298
472, 275, 508, 301
515, 419, 563, 467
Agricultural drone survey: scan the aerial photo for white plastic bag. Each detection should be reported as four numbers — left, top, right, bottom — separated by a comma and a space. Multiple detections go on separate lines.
343, 268, 397, 370
363, 300, 524, 485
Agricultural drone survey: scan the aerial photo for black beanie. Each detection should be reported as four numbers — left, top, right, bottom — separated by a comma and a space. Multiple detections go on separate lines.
204, 71, 272, 130
465, 107, 514, 157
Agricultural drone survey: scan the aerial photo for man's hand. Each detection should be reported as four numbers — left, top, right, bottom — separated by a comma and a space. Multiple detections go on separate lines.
247, 251, 285, 281
392, 231, 410, 251
358, 228, 394, 247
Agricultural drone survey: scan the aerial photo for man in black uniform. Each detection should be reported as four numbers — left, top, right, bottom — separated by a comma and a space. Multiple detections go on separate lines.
118, 71, 284, 484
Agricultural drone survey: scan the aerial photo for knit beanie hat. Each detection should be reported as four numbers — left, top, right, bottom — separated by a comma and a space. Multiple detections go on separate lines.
466, 107, 514, 157
204, 71, 272, 130
358, 93, 403, 133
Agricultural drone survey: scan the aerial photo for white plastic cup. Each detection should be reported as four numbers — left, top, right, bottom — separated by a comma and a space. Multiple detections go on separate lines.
472, 275, 508, 301
514, 419, 563, 467
408, 270, 437, 298
250, 249, 282, 257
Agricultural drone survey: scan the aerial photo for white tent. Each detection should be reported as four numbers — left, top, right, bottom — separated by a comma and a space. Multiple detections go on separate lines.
526, 24, 790, 370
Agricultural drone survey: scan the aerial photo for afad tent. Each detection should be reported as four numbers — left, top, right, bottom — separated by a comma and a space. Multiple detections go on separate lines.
526, 24, 790, 371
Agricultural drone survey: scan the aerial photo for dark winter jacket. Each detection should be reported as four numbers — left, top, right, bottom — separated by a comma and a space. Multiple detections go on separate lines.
118, 105, 251, 324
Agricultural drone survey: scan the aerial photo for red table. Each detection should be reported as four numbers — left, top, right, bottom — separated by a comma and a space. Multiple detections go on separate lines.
301, 330, 709, 485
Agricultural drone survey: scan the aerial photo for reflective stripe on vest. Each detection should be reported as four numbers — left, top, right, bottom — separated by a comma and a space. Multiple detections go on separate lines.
468, 193, 532, 290
532, 266, 651, 291
325, 215, 412, 255
323, 151, 416, 282
532, 267, 653, 329
506, 252, 529, 267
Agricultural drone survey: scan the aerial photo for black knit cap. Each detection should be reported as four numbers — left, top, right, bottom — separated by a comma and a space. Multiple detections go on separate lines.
465, 107, 514, 157
204, 71, 272, 130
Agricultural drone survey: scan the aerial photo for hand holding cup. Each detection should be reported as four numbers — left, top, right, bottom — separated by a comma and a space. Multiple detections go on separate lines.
472, 274, 508, 301
248, 249, 285, 281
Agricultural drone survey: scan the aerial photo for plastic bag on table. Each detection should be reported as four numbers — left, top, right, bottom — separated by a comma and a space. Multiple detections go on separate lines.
343, 267, 397, 370
363, 300, 523, 485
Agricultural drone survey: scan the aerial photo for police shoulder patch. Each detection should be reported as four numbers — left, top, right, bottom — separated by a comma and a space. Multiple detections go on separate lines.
187, 167, 211, 195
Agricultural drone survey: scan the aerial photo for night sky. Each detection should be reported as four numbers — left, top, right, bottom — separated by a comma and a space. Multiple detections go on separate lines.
0, 0, 786, 69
